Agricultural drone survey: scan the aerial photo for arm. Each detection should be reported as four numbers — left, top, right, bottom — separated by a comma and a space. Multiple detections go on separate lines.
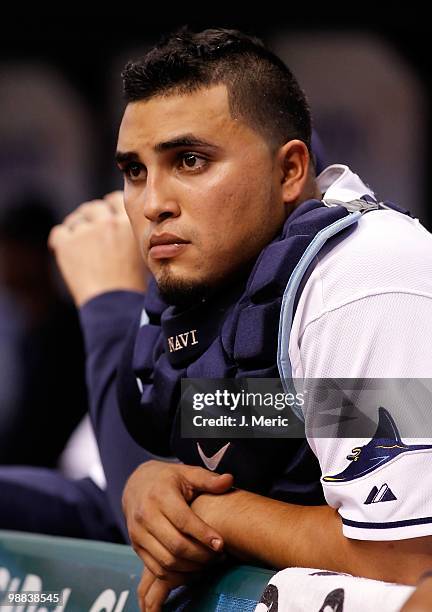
49, 191, 155, 535
79, 291, 153, 534
131, 470, 432, 611
191, 488, 432, 586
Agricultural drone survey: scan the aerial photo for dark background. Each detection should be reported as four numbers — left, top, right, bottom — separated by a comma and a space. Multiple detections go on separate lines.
1, 8, 430, 218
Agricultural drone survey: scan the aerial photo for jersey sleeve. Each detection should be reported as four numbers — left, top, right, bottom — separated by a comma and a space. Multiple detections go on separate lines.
78, 290, 157, 536
293, 291, 432, 541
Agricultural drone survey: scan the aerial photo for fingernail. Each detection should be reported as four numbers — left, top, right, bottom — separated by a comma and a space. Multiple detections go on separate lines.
211, 538, 223, 551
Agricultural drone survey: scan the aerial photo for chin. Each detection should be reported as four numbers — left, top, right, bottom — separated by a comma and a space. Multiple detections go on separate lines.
155, 267, 211, 308
153, 256, 251, 307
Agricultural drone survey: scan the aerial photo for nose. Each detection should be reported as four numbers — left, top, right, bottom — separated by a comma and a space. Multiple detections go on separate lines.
142, 173, 181, 223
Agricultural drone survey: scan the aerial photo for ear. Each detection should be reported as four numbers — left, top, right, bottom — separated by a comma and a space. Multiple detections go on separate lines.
276, 140, 311, 205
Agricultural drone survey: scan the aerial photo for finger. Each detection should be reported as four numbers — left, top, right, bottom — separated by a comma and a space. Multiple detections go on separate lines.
133, 541, 226, 584
47, 224, 70, 251
128, 483, 224, 558
134, 545, 198, 582
61, 213, 88, 232
142, 578, 175, 612
137, 568, 187, 612
65, 201, 115, 226
61, 204, 93, 227
130, 516, 216, 566
137, 569, 157, 612
61, 200, 114, 229
133, 546, 168, 580
133, 529, 209, 573
103, 191, 125, 212
161, 487, 225, 552
181, 468, 234, 499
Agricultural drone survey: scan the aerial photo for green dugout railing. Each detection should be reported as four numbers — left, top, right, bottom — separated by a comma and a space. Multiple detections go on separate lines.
0, 531, 275, 611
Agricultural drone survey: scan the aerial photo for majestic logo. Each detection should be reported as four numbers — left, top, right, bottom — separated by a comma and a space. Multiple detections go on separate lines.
197, 442, 230, 471
167, 329, 198, 352
364, 483, 397, 505
323, 407, 432, 483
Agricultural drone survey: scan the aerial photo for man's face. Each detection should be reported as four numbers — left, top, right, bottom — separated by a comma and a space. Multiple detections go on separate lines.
116, 84, 286, 300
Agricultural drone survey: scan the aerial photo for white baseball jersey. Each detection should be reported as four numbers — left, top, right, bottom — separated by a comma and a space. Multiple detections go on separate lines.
290, 165, 432, 540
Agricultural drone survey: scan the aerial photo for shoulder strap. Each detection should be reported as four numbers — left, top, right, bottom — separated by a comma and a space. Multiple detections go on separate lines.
277, 196, 414, 420
277, 203, 364, 420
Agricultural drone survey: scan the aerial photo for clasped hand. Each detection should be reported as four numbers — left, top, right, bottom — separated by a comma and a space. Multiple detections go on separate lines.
122, 460, 234, 611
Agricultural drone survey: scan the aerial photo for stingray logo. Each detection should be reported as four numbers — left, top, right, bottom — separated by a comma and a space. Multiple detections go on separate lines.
323, 407, 432, 483
167, 329, 198, 352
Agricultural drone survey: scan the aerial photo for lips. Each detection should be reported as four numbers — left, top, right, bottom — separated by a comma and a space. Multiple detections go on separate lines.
150, 233, 188, 248
149, 233, 190, 260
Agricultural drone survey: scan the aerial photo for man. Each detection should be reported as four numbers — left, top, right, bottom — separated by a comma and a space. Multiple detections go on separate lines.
50, 28, 432, 610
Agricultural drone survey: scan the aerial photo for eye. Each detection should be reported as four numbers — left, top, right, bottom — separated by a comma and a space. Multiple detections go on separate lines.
122, 162, 146, 182
179, 153, 207, 171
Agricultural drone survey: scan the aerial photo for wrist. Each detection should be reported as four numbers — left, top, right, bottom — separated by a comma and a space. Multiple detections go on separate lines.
192, 488, 247, 544
191, 492, 220, 526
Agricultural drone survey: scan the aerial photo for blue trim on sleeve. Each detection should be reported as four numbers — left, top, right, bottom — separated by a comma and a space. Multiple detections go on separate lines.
342, 515, 432, 529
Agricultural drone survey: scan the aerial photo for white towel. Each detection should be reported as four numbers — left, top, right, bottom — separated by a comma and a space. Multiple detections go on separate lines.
254, 567, 414, 611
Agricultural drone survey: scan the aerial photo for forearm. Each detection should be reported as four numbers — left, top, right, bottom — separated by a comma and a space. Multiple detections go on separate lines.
193, 489, 432, 585
79, 290, 155, 535
79, 290, 144, 428
194, 489, 343, 570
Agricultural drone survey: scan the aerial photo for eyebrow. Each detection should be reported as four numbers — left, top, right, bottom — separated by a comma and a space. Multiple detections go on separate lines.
115, 134, 220, 165
154, 134, 219, 152
115, 151, 140, 165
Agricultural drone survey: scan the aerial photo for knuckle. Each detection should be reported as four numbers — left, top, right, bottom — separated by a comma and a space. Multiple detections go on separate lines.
74, 201, 92, 214
175, 513, 187, 532
104, 190, 123, 202
132, 507, 147, 525
81, 200, 99, 210
170, 539, 187, 558
62, 213, 75, 225
141, 555, 161, 578
153, 565, 166, 580
146, 486, 162, 504
47, 226, 60, 246
160, 552, 176, 571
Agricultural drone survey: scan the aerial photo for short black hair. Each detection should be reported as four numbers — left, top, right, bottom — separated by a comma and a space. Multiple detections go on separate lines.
122, 27, 312, 152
